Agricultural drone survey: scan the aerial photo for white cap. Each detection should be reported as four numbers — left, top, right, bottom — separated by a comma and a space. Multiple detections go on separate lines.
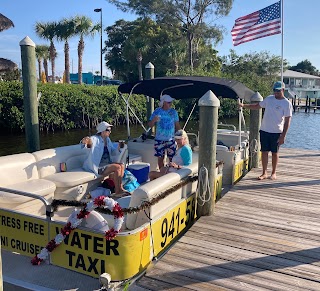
174, 129, 188, 139
96, 121, 113, 133
159, 94, 175, 107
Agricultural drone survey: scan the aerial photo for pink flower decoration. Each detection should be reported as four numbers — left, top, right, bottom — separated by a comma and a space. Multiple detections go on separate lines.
94, 196, 106, 207
77, 209, 90, 219
105, 228, 118, 241
46, 239, 57, 252
113, 204, 124, 218
31, 256, 43, 265
61, 222, 72, 236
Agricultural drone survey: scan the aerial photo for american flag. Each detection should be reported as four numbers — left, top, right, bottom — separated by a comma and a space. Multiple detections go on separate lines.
231, 1, 281, 46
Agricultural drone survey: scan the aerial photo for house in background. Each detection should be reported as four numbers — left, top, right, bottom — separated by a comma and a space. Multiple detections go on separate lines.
281, 70, 320, 99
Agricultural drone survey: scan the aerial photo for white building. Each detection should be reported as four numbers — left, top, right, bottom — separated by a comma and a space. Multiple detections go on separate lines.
281, 69, 320, 99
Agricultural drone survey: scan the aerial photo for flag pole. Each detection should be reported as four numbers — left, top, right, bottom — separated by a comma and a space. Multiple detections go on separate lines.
281, 0, 284, 83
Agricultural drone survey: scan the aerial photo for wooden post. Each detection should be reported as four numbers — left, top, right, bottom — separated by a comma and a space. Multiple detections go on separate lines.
293, 96, 296, 113
308, 96, 311, 113
249, 92, 263, 169
197, 90, 220, 216
20, 36, 40, 152
145, 62, 155, 135
305, 96, 308, 113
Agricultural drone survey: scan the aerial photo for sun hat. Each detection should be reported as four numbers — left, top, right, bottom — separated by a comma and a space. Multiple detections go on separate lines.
174, 129, 188, 139
273, 81, 285, 90
159, 94, 175, 107
96, 121, 113, 133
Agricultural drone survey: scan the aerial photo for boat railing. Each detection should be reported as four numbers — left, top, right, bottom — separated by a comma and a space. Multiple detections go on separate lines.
218, 122, 236, 131
0, 187, 53, 242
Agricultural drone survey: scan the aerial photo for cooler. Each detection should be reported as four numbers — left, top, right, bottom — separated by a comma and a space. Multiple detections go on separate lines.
127, 162, 150, 184
128, 154, 142, 164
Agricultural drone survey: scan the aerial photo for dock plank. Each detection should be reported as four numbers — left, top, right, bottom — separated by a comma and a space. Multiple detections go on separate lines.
132, 148, 320, 290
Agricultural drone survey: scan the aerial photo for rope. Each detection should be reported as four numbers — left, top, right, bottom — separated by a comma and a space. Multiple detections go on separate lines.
249, 138, 259, 169
196, 165, 212, 206
51, 175, 199, 214
144, 209, 156, 260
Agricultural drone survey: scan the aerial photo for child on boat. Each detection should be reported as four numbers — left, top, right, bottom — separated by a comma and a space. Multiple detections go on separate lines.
149, 129, 192, 180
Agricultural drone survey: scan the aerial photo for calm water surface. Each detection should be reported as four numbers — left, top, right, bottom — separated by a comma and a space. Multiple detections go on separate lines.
0, 112, 319, 156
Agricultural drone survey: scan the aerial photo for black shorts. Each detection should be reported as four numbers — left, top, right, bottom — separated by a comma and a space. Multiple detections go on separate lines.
260, 130, 281, 153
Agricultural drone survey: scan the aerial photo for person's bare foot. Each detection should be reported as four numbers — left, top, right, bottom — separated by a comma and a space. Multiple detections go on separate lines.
258, 174, 268, 180
270, 174, 277, 180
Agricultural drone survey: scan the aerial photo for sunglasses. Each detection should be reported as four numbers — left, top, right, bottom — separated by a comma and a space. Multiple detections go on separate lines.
273, 89, 282, 92
105, 129, 111, 132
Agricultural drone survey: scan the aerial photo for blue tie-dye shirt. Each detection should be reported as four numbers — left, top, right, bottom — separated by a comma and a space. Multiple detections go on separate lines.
150, 108, 179, 141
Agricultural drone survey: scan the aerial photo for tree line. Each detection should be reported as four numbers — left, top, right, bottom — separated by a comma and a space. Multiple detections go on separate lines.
35, 16, 99, 84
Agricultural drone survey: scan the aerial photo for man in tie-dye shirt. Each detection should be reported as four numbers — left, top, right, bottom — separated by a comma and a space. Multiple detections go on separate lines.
149, 94, 181, 169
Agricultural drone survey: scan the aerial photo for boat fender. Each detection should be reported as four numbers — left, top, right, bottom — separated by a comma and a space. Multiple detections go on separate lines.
81, 210, 109, 232
99, 273, 111, 288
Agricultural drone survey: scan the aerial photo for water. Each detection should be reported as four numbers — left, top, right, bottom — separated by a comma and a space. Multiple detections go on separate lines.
0, 112, 319, 156
282, 112, 320, 150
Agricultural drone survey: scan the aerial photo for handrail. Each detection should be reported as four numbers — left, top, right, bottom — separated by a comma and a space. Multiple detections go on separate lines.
217, 122, 236, 131
0, 187, 52, 221
0, 187, 53, 249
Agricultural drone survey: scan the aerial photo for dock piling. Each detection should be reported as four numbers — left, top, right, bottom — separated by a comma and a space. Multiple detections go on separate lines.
197, 90, 220, 216
20, 36, 40, 152
249, 92, 263, 169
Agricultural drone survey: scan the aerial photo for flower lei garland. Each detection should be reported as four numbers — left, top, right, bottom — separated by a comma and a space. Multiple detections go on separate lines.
31, 196, 124, 265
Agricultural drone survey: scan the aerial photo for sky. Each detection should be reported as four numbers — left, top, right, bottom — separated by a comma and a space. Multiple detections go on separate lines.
1, 0, 319, 78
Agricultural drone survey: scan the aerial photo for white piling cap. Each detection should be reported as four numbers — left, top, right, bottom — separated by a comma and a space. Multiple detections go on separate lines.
145, 62, 154, 69
19, 36, 35, 47
198, 90, 220, 107
250, 92, 263, 102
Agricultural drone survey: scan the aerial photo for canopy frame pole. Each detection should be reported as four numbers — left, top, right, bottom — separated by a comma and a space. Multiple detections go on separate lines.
124, 82, 142, 140
160, 83, 194, 97
183, 101, 197, 131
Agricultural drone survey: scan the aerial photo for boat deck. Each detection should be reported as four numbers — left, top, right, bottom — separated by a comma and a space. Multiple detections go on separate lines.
132, 147, 320, 290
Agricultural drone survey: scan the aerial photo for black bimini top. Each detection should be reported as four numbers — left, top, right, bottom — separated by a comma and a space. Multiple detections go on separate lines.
118, 76, 255, 102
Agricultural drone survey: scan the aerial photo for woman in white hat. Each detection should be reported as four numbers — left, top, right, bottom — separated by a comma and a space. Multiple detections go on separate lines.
148, 94, 181, 169
149, 129, 192, 180
82, 121, 125, 194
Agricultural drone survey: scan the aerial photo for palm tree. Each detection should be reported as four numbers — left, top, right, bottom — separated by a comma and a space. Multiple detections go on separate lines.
0, 13, 14, 32
35, 21, 58, 82
73, 16, 98, 84
56, 18, 76, 84
43, 48, 50, 82
35, 45, 49, 81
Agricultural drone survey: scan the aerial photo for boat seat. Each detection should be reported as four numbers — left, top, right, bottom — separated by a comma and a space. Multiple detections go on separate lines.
0, 153, 56, 216
125, 160, 198, 230
33, 145, 102, 200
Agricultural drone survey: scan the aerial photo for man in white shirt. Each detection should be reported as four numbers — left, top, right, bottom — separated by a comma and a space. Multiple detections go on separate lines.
239, 81, 293, 180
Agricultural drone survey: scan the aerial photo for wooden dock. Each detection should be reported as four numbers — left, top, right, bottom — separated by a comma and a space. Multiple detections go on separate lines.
132, 148, 320, 290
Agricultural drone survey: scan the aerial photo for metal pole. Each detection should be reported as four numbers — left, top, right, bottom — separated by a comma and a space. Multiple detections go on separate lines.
100, 10, 103, 85
145, 62, 155, 135
94, 8, 103, 85
20, 36, 40, 152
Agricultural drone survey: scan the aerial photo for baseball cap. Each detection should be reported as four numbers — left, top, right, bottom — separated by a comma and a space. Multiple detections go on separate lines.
96, 121, 113, 133
174, 129, 188, 139
159, 94, 175, 107
161, 94, 175, 103
273, 81, 285, 90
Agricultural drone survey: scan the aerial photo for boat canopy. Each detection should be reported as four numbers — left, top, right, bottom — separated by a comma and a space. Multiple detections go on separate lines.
118, 76, 255, 102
